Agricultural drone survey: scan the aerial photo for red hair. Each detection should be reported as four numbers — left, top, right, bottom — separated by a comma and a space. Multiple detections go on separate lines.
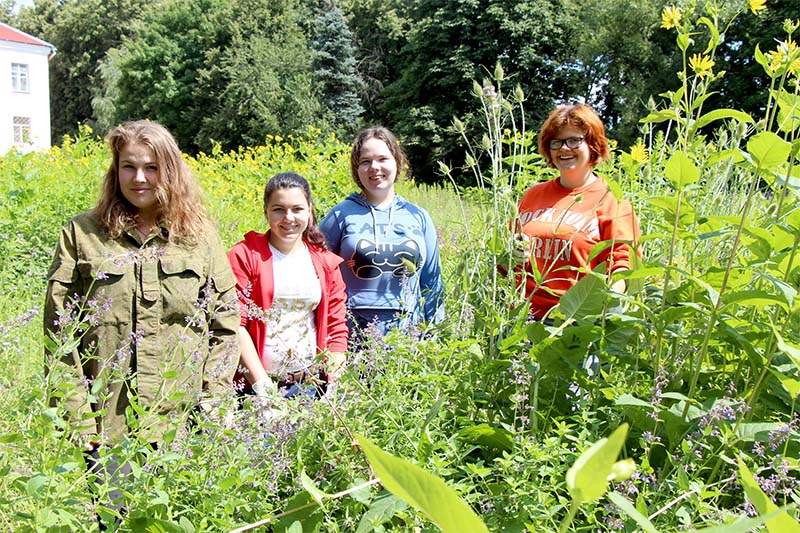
538, 104, 610, 168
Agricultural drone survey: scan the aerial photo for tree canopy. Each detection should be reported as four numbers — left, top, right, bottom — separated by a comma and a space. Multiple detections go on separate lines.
1, 0, 786, 182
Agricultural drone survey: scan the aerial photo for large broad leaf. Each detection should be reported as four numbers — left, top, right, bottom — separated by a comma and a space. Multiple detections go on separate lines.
721, 290, 789, 312
457, 424, 515, 454
558, 269, 606, 325
356, 434, 489, 533
738, 458, 800, 533
693, 109, 754, 131
565, 424, 633, 504
664, 152, 700, 188
746, 131, 791, 170
775, 89, 800, 133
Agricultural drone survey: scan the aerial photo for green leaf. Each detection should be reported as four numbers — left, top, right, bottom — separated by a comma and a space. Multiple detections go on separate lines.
300, 469, 329, 507
770, 325, 800, 373
698, 17, 720, 52
768, 369, 800, 398
677, 33, 691, 52
26, 474, 49, 497
664, 152, 699, 188
735, 422, 783, 442
219, 476, 239, 491
356, 491, 408, 533
558, 269, 606, 325
640, 109, 679, 124
355, 434, 488, 533
178, 517, 196, 533
738, 458, 800, 533
0, 433, 22, 443
607, 492, 659, 533
775, 89, 800, 133
746, 132, 791, 170
457, 424, 514, 453
721, 290, 789, 311
754, 43, 773, 77
565, 424, 631, 504
614, 394, 653, 409
690, 510, 792, 533
693, 109, 754, 131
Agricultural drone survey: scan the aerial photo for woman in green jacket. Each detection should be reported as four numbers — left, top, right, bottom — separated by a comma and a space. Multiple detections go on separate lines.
44, 120, 240, 449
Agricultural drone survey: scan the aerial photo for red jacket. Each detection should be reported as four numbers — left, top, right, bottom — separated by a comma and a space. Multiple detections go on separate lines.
227, 231, 348, 385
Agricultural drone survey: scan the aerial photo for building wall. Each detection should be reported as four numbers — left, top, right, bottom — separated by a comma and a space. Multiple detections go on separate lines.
0, 40, 52, 154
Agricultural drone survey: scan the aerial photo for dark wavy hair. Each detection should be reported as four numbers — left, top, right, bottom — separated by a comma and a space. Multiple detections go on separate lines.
263, 172, 327, 250
538, 104, 610, 168
350, 125, 409, 189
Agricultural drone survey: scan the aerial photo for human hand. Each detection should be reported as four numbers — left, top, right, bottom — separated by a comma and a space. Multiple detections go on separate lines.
511, 233, 532, 266
252, 377, 278, 399
325, 352, 346, 383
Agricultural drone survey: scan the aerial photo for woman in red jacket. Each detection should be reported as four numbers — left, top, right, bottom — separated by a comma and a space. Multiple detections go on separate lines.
228, 172, 347, 399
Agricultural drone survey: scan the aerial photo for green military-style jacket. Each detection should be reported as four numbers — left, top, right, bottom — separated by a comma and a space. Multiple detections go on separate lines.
44, 211, 239, 442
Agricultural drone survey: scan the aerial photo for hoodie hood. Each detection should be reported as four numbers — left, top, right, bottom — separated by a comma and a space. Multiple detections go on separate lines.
344, 192, 407, 211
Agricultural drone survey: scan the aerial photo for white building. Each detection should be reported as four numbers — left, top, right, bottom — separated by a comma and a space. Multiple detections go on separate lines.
0, 21, 55, 154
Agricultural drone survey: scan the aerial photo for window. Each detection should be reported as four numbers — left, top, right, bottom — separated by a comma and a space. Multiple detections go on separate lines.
13, 117, 31, 144
11, 63, 29, 92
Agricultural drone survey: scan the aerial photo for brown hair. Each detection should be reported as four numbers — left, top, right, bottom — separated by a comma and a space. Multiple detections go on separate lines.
538, 104, 610, 168
350, 125, 409, 189
93, 120, 210, 240
263, 172, 327, 250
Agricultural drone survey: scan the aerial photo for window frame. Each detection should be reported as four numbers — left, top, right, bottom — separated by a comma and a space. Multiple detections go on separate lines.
13, 116, 32, 144
11, 63, 30, 93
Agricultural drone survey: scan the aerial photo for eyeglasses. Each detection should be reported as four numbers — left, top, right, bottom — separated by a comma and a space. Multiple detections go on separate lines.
548, 136, 585, 150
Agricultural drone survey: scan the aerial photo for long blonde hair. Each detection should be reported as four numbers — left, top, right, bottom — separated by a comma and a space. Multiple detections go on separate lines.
93, 120, 210, 240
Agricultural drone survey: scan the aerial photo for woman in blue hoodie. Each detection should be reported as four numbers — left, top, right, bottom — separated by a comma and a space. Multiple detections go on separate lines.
320, 126, 444, 342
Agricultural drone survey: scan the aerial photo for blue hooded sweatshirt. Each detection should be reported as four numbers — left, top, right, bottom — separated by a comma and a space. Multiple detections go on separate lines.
320, 192, 444, 325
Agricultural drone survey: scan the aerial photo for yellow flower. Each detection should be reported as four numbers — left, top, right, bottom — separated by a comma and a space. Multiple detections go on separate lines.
630, 143, 649, 163
768, 40, 800, 76
689, 53, 715, 78
749, 0, 767, 15
661, 5, 682, 29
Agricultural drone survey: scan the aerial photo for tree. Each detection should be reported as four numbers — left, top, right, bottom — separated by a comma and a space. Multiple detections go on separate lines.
96, 0, 321, 152
572, 0, 679, 147
341, 0, 413, 118
374, 0, 582, 182
12, 0, 147, 141
310, 2, 364, 139
707, 0, 799, 121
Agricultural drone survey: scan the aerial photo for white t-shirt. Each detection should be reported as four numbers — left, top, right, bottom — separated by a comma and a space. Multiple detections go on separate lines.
263, 243, 321, 377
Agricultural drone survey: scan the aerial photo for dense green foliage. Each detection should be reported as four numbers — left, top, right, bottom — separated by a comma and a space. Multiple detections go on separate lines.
1, 3, 800, 532
310, 3, 364, 139
4, 0, 790, 184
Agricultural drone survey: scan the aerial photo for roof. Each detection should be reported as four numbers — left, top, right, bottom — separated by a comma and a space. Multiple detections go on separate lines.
0, 21, 54, 49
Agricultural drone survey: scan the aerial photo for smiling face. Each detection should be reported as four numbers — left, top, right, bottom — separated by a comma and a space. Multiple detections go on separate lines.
550, 126, 594, 189
118, 141, 160, 225
356, 137, 398, 206
265, 186, 311, 254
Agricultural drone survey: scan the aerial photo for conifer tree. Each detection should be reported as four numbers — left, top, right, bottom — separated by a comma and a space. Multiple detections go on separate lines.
310, 2, 364, 139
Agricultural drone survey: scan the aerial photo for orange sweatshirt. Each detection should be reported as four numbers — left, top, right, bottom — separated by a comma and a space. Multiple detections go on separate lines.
515, 176, 640, 317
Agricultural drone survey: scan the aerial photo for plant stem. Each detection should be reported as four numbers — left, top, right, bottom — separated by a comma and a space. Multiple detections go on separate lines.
557, 501, 579, 533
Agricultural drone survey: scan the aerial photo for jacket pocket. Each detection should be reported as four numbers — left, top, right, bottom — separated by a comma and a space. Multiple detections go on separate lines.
159, 256, 206, 323
74, 259, 131, 324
